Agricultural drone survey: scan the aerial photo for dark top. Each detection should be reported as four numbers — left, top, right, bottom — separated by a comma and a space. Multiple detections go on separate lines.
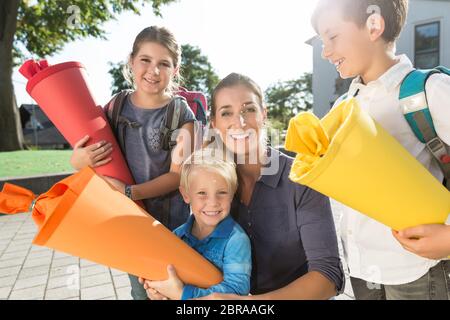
231, 148, 344, 295
120, 96, 196, 230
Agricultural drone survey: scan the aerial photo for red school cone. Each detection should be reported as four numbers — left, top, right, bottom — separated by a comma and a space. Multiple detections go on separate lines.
19, 59, 134, 185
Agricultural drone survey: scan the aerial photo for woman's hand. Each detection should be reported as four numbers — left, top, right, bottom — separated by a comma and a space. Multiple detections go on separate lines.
392, 224, 450, 260
70, 135, 113, 170
145, 265, 184, 300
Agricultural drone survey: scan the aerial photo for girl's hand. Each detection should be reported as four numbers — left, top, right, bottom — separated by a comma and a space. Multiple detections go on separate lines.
145, 265, 184, 300
392, 224, 450, 260
70, 135, 113, 170
103, 176, 126, 195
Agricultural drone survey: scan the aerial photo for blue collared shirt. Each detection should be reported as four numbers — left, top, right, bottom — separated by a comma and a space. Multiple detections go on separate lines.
173, 214, 252, 300
231, 148, 345, 295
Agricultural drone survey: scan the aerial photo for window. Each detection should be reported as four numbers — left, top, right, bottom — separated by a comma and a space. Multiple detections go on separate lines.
415, 21, 440, 69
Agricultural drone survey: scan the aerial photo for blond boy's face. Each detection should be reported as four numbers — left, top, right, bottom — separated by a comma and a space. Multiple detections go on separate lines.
317, 9, 374, 79
180, 168, 233, 232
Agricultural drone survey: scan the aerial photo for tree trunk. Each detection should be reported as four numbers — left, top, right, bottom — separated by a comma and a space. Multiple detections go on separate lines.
0, 0, 23, 151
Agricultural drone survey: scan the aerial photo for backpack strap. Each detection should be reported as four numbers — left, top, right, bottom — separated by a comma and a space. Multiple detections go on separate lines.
159, 96, 188, 228
105, 90, 138, 153
399, 68, 450, 188
160, 96, 187, 151
106, 90, 132, 131
193, 97, 207, 125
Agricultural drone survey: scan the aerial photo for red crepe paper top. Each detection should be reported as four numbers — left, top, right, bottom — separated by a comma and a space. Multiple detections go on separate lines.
19, 59, 84, 95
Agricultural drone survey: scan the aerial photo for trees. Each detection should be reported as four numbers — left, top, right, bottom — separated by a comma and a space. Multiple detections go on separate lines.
180, 44, 219, 98
0, 0, 176, 151
265, 72, 313, 130
108, 44, 219, 98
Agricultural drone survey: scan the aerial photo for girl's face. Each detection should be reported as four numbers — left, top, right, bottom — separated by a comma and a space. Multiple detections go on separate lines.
211, 85, 267, 158
130, 41, 177, 96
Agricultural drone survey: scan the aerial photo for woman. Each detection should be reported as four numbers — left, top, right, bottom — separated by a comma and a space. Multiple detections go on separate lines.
145, 73, 344, 300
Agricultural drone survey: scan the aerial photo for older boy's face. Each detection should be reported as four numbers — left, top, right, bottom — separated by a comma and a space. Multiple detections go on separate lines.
181, 168, 232, 233
317, 8, 373, 79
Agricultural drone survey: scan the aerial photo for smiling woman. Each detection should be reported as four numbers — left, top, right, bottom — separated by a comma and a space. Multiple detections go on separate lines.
198, 73, 345, 300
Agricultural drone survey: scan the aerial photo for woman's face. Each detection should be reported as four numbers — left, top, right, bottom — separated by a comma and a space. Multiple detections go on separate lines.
211, 84, 267, 158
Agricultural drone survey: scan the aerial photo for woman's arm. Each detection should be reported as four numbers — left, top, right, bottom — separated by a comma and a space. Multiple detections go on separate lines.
194, 271, 335, 300
196, 187, 343, 301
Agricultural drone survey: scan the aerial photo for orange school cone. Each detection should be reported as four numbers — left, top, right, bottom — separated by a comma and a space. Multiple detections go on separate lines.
19, 59, 133, 185
30, 167, 223, 288
0, 184, 36, 214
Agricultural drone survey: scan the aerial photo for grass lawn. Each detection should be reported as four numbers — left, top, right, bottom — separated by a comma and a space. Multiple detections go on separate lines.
0, 150, 74, 178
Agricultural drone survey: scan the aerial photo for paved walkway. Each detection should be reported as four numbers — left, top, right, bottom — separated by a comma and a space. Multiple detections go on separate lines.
0, 213, 132, 300
0, 210, 354, 300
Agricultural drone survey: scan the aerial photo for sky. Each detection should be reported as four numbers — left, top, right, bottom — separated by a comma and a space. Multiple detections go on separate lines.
13, 0, 319, 106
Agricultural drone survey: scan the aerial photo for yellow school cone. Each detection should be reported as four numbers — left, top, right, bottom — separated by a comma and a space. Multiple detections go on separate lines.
285, 98, 450, 231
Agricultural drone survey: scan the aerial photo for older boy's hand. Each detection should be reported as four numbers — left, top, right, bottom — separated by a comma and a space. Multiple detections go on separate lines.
392, 224, 450, 260
145, 265, 184, 300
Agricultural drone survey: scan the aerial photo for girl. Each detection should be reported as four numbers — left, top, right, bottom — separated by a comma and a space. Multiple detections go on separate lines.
69, 26, 195, 300
146, 73, 344, 300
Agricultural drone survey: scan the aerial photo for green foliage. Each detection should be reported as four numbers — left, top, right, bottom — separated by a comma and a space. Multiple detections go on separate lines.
13, 0, 177, 65
108, 61, 133, 95
180, 44, 219, 98
265, 73, 313, 130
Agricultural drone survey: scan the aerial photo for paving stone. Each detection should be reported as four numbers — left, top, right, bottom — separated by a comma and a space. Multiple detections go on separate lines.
22, 256, 52, 268
47, 275, 73, 290
13, 274, 48, 290
81, 272, 112, 289
81, 283, 115, 300
9, 285, 46, 300
112, 274, 131, 289
0, 286, 12, 299
0, 257, 26, 268
18, 265, 50, 279
52, 256, 79, 268
80, 265, 109, 277
45, 286, 80, 300
0, 250, 29, 261
0, 266, 21, 278
116, 286, 132, 300
0, 276, 17, 288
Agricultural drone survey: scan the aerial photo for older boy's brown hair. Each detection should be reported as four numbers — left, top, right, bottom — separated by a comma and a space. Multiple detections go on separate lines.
311, 0, 409, 43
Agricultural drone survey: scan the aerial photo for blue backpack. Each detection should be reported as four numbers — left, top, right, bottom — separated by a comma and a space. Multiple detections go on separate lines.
399, 66, 450, 189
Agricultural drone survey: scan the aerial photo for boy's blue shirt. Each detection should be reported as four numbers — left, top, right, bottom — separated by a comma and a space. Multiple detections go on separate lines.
173, 214, 252, 300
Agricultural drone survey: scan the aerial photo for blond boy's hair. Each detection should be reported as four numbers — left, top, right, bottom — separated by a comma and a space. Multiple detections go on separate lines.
180, 150, 238, 194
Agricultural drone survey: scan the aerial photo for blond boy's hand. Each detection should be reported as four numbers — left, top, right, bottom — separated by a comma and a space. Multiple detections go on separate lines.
392, 224, 450, 260
145, 265, 184, 300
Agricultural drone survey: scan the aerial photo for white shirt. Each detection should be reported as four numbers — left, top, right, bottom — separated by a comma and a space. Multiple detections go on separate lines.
335, 55, 450, 285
